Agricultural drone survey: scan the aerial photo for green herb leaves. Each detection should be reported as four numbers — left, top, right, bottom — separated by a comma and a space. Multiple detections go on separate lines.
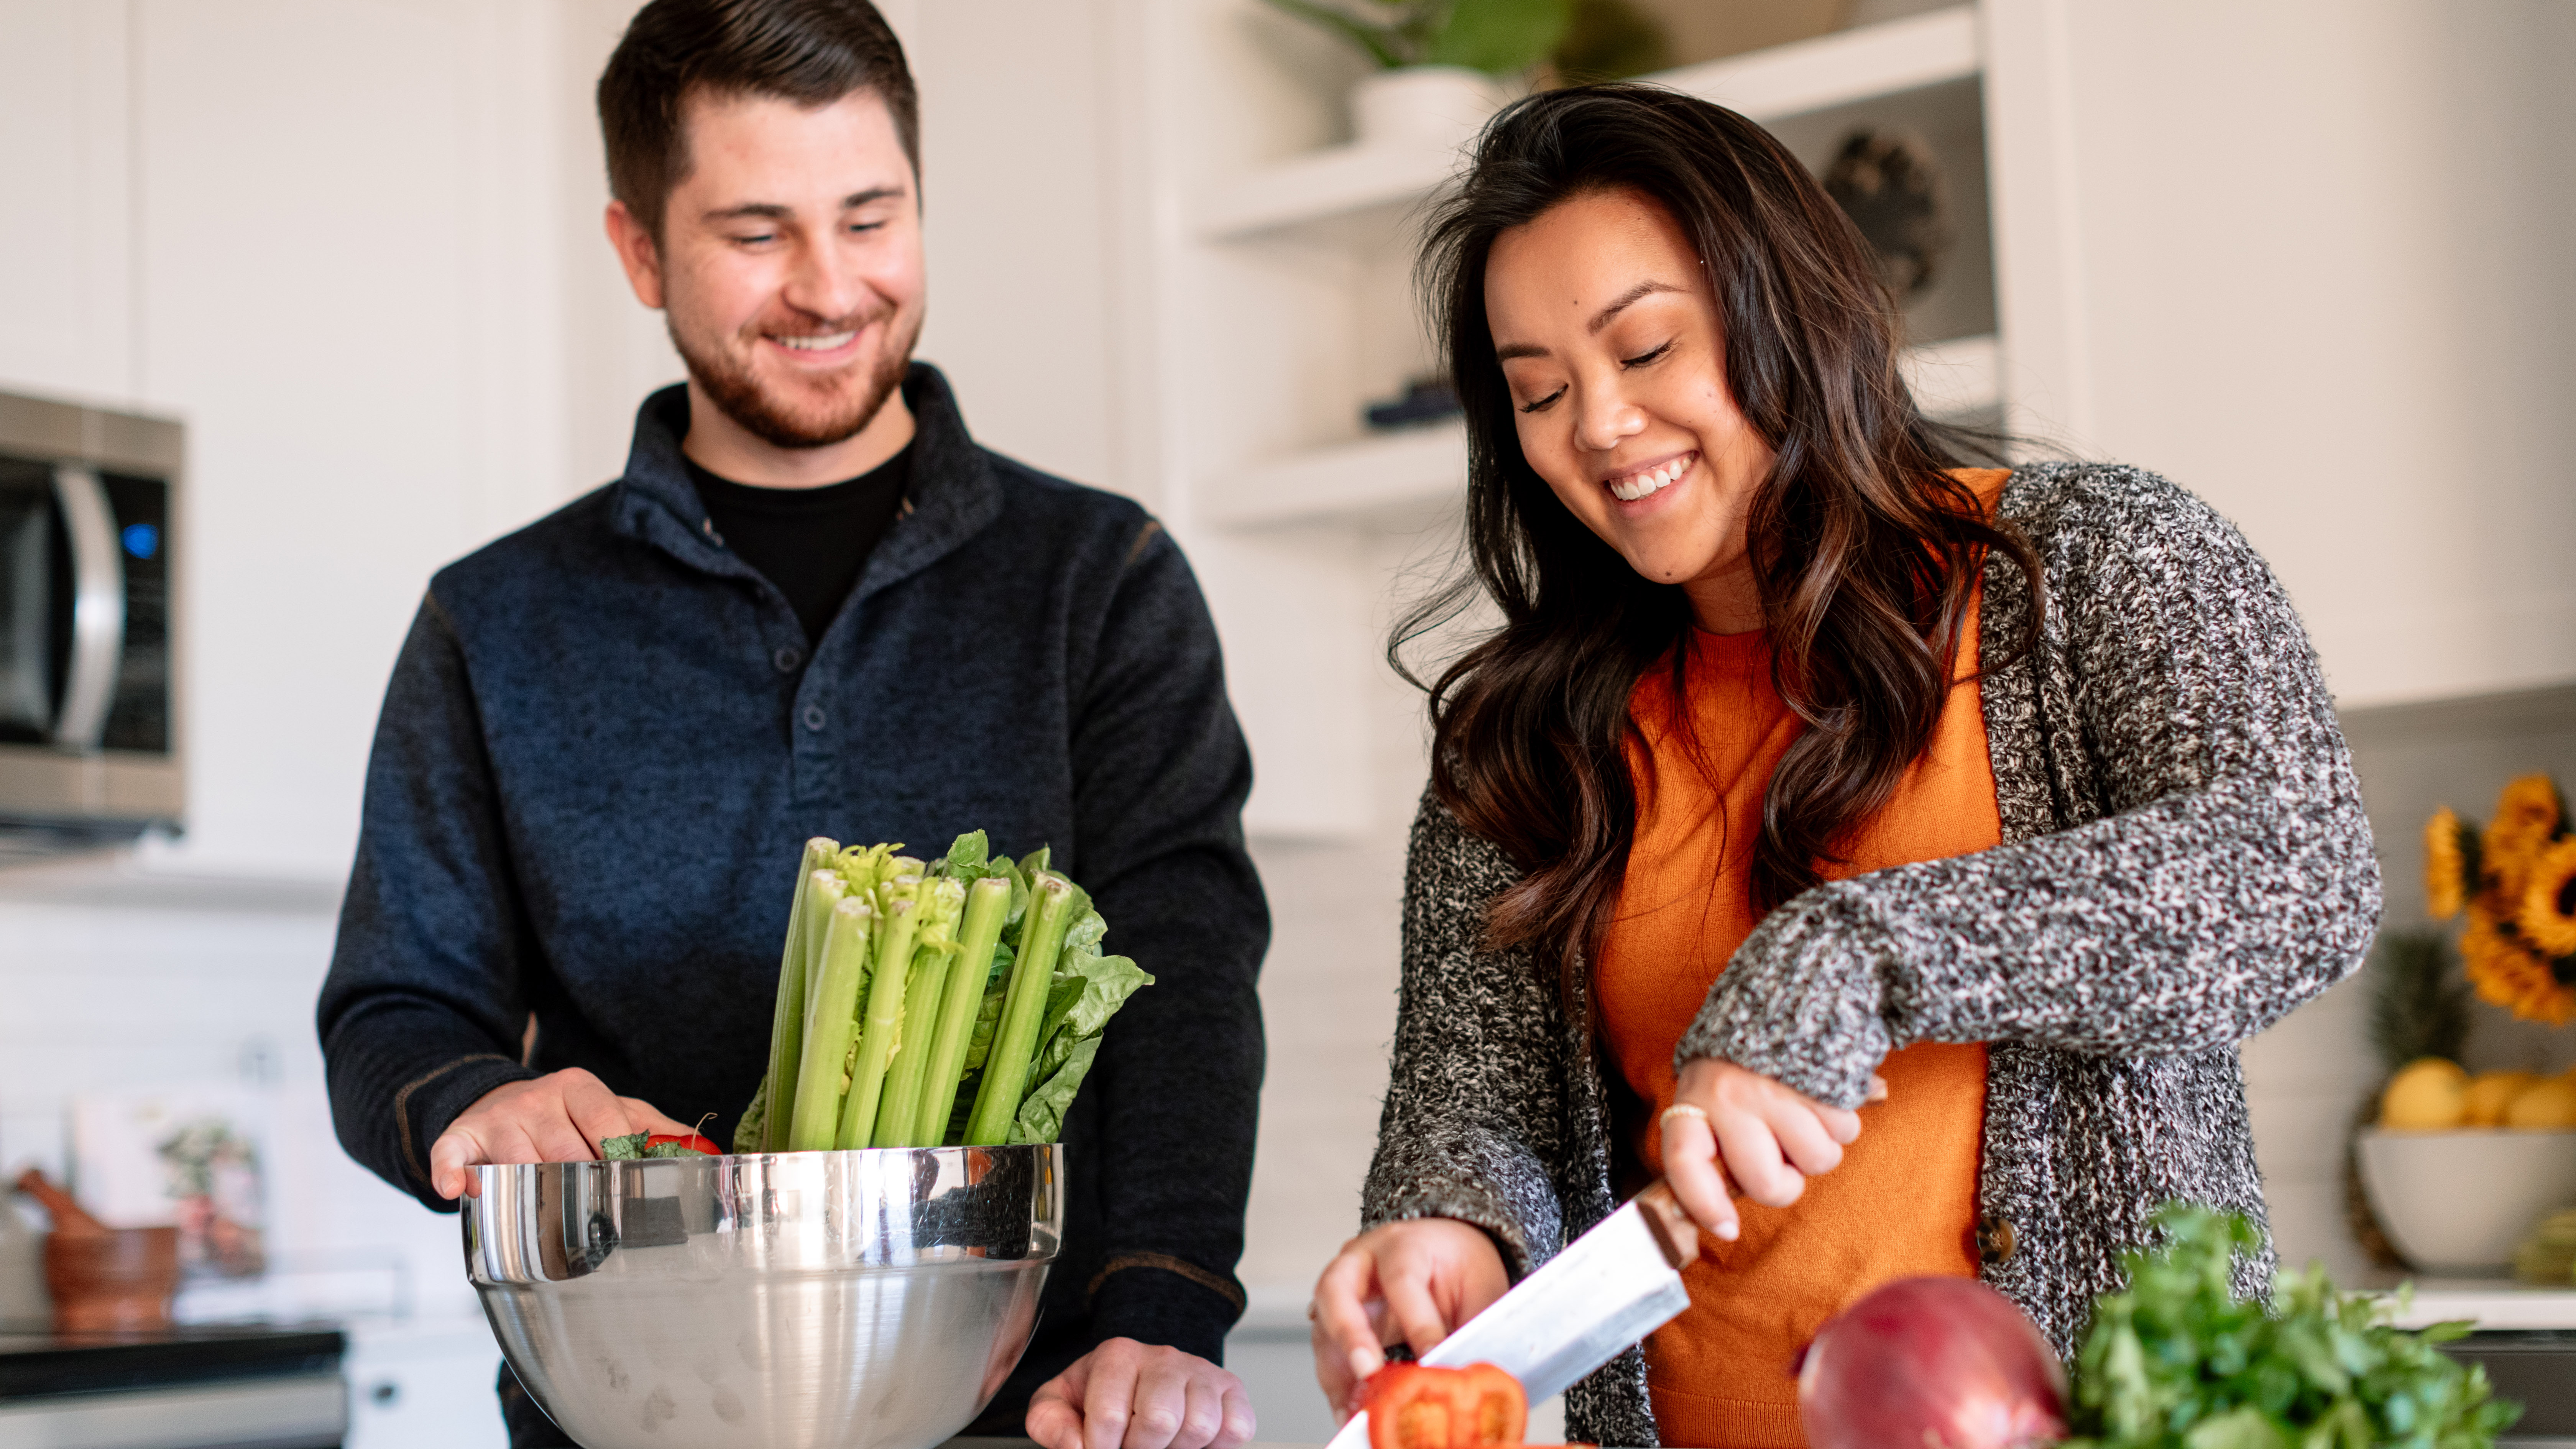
2065, 1204, 2518, 1449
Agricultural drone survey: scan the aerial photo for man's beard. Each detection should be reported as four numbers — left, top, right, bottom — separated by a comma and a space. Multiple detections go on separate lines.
669, 306, 920, 451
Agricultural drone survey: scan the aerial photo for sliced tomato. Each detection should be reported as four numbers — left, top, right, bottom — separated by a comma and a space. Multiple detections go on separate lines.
1362, 1362, 1528, 1449
645, 1132, 721, 1156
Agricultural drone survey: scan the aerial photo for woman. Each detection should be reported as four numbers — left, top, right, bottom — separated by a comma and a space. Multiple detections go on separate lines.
1308, 84, 2379, 1449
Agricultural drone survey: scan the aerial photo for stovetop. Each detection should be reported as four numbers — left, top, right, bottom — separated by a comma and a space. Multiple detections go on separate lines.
0, 1321, 345, 1401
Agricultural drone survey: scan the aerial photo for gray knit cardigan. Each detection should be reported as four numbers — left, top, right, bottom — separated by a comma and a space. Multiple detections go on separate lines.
1359, 464, 2383, 1447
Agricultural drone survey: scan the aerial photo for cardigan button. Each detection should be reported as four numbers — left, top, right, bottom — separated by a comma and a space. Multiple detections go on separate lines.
1976, 1215, 2017, 1264
773, 646, 803, 674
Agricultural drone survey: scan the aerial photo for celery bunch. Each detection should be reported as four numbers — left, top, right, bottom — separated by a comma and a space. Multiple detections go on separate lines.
733, 831, 1152, 1153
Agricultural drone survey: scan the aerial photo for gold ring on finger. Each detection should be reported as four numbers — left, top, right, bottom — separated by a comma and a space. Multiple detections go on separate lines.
1658, 1102, 1710, 1130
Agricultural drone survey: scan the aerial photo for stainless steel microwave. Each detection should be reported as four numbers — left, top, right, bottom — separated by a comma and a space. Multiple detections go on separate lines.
0, 389, 182, 846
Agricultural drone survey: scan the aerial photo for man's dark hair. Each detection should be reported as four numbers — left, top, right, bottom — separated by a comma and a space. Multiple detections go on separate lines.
598, 0, 919, 240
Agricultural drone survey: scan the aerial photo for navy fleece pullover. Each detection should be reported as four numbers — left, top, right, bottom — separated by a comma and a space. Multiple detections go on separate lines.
316, 365, 1267, 1421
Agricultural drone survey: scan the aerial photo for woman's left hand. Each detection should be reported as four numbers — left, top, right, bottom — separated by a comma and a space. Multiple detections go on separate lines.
1660, 1057, 1886, 1242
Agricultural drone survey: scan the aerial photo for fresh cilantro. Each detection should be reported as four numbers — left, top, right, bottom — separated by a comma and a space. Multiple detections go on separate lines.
599, 1132, 649, 1160
2064, 1204, 2520, 1449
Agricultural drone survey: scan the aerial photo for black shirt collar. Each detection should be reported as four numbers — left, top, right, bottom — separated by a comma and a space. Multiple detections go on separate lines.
611, 361, 1001, 602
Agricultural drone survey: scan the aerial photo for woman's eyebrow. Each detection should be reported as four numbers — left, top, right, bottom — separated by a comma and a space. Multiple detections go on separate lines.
1495, 278, 1689, 360
1588, 279, 1683, 334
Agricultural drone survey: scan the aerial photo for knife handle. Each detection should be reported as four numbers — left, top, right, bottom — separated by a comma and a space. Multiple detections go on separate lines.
1633, 1180, 1699, 1268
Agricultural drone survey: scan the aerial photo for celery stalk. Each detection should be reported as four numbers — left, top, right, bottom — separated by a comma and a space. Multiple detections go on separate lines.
760, 838, 839, 1152
872, 877, 967, 1147
789, 897, 874, 1152
964, 876, 1076, 1145
835, 878, 924, 1149
797, 869, 849, 1038
913, 875, 1012, 1144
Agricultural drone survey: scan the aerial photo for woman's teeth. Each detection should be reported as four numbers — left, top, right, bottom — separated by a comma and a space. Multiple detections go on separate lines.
775, 330, 858, 351
1608, 456, 1691, 502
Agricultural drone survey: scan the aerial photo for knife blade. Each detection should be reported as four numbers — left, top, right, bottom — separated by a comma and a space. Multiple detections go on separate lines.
1324, 1183, 1698, 1449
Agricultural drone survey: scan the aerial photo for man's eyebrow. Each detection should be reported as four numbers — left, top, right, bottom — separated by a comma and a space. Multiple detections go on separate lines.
1587, 279, 1683, 334
699, 186, 908, 224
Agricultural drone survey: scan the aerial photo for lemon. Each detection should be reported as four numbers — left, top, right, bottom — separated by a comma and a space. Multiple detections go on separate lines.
2505, 1073, 2576, 1130
2380, 1057, 2469, 1129
2463, 1070, 2540, 1127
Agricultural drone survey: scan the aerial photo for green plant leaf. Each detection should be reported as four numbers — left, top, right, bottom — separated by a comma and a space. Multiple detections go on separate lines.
1007, 1036, 1101, 1145
1426, 0, 1573, 75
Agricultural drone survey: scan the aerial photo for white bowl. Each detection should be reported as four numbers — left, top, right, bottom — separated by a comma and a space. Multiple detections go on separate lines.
2355, 1127, 2576, 1273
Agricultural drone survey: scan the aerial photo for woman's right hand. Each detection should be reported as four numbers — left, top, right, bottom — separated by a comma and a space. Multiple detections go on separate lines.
1308, 1218, 1510, 1423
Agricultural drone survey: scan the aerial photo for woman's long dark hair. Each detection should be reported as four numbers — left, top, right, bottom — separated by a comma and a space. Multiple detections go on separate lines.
1398, 84, 2044, 984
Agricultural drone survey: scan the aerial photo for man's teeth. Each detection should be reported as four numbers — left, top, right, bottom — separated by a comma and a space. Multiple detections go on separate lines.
775, 330, 858, 351
1608, 457, 1690, 502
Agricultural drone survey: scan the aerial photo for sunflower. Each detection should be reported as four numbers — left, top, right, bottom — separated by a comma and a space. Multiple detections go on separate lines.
2520, 837, 2576, 959
2481, 774, 2566, 911
2463, 902, 2576, 1027
2425, 805, 2478, 920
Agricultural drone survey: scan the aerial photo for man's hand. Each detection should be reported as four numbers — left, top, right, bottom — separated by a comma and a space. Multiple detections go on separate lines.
1660, 1057, 1885, 1244
1027, 1339, 1254, 1449
428, 1068, 693, 1201
1308, 1218, 1510, 1422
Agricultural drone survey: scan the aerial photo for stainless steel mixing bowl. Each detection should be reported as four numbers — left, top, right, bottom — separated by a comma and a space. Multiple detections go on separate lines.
465, 1145, 1061, 1449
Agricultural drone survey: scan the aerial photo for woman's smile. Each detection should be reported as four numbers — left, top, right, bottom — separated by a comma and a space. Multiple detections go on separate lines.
1604, 449, 1697, 504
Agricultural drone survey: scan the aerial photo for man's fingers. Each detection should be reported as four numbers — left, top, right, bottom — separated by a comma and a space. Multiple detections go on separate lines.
1865, 1074, 1891, 1104
428, 1127, 488, 1201
1659, 1112, 1738, 1242
1175, 1377, 1226, 1449
1026, 1376, 1082, 1449
559, 1072, 634, 1155
1076, 1341, 1138, 1444
1216, 1383, 1256, 1449
1120, 1357, 1190, 1449
1713, 1109, 1803, 1209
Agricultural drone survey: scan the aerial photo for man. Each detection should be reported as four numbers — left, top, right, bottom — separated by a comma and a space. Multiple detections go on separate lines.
314, 5, 1266, 1448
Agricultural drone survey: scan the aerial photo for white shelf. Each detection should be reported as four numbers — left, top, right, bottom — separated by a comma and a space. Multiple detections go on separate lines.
1199, 333, 1999, 530
1658, 6, 1980, 124
1195, 140, 1462, 243
1199, 420, 1466, 530
1193, 6, 1981, 244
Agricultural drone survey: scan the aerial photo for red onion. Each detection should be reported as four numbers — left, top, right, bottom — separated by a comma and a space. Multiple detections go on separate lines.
1797, 1276, 2068, 1449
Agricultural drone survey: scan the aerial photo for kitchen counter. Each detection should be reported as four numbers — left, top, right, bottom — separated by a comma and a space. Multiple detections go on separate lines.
0, 1321, 347, 1449
2376, 1278, 2576, 1331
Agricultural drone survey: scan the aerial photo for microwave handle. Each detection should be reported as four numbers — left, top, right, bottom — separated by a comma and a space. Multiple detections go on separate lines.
50, 464, 125, 750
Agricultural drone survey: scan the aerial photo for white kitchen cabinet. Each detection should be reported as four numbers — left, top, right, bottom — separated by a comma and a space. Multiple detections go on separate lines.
340, 1316, 508, 1449
0, 2, 135, 404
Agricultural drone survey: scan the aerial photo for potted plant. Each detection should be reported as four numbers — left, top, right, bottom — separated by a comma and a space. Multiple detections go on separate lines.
1260, 0, 1574, 148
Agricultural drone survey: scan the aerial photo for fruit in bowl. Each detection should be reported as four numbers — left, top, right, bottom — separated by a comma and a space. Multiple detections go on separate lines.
2361, 1058, 2576, 1272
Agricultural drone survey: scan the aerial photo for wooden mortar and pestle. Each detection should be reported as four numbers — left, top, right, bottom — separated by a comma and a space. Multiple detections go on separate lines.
13, 1168, 181, 1332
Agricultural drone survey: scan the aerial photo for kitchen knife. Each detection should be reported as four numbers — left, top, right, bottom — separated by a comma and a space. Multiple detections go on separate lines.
1324, 1183, 1699, 1449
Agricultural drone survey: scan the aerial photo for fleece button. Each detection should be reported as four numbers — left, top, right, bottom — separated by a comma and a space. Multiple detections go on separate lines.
800, 704, 826, 732
772, 646, 802, 674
